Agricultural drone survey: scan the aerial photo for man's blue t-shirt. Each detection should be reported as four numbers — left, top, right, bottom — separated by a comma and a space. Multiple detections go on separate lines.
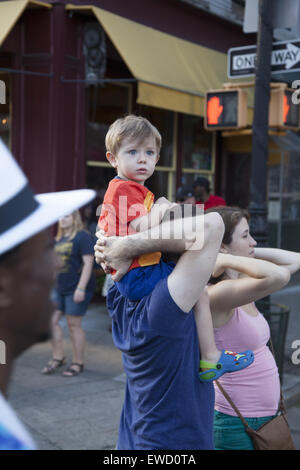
107, 277, 215, 450
55, 230, 96, 295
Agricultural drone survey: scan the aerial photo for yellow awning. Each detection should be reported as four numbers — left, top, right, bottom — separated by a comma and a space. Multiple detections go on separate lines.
0, 0, 52, 48
66, 4, 229, 116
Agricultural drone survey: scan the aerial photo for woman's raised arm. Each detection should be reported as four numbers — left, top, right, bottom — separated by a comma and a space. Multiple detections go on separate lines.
208, 253, 291, 314
254, 247, 300, 275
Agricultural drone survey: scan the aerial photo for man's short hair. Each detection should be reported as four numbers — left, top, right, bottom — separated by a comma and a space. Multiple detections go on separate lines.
105, 115, 162, 155
193, 177, 210, 194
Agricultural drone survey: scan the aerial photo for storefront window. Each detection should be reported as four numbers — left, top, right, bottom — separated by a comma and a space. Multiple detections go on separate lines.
86, 82, 131, 201
86, 83, 131, 163
146, 170, 170, 199
137, 105, 174, 168
136, 105, 176, 200
182, 172, 213, 191
181, 115, 215, 192
268, 152, 300, 221
182, 115, 213, 171
86, 165, 116, 193
267, 135, 300, 250
0, 74, 11, 148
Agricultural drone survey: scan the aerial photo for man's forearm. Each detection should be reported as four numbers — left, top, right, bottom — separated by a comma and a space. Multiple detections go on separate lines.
116, 224, 186, 259
95, 211, 224, 281
113, 212, 219, 259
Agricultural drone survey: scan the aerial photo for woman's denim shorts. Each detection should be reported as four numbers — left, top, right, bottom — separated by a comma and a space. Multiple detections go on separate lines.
52, 289, 94, 316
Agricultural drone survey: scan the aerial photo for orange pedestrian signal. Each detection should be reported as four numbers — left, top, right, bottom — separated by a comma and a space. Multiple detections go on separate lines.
283, 94, 290, 124
269, 88, 300, 130
205, 89, 248, 130
207, 96, 223, 125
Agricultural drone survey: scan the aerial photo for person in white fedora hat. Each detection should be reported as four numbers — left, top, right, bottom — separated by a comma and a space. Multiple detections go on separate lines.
0, 139, 95, 449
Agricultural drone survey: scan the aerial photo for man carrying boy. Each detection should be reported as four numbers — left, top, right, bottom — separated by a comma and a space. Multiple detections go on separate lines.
96, 115, 254, 449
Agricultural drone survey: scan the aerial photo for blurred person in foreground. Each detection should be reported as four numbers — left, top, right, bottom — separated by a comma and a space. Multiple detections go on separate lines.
0, 140, 95, 449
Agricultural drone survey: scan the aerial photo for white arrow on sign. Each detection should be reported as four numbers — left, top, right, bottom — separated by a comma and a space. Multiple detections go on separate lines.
275, 43, 300, 70
232, 42, 300, 72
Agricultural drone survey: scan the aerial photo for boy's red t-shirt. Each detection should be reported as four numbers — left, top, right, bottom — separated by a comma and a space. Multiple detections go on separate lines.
98, 179, 161, 270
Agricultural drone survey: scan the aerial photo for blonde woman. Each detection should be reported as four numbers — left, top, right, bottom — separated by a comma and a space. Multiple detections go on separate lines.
42, 210, 96, 377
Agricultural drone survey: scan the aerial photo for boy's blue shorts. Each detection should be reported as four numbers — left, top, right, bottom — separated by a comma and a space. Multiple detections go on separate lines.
115, 260, 175, 301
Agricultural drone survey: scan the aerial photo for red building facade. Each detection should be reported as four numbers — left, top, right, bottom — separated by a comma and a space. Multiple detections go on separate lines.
0, 0, 255, 203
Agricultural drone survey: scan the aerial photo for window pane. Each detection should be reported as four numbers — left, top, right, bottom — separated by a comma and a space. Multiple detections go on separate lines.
182, 115, 212, 170
0, 74, 10, 148
86, 165, 115, 196
86, 84, 130, 162
137, 105, 174, 167
146, 171, 170, 199
182, 172, 213, 189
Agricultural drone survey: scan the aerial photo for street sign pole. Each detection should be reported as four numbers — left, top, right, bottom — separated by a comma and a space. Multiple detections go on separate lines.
249, 0, 273, 246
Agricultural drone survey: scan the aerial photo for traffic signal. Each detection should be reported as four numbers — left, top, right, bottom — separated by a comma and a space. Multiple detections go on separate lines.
204, 89, 248, 130
269, 88, 300, 130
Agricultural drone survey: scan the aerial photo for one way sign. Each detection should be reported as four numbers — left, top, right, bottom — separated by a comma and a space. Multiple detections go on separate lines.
228, 39, 300, 78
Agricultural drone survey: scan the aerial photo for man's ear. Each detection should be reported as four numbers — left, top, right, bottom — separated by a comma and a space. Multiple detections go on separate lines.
0, 268, 13, 308
106, 152, 118, 168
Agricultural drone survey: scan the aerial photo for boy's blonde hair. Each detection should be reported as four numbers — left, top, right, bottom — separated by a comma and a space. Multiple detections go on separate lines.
55, 210, 85, 241
105, 115, 162, 155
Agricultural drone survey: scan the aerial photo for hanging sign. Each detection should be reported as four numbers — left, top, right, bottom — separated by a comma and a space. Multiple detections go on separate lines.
228, 39, 300, 78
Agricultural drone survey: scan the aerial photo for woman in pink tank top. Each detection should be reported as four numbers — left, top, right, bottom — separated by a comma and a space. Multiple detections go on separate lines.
202, 206, 300, 450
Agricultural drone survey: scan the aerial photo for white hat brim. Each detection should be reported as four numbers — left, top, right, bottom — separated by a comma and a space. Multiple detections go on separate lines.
0, 189, 96, 256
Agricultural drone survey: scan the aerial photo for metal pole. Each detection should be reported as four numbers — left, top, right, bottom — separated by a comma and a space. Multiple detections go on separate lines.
249, 0, 273, 246
277, 151, 284, 248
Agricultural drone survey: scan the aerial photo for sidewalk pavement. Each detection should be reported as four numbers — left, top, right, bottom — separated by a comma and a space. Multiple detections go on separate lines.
9, 301, 124, 450
7, 287, 300, 451
271, 284, 300, 450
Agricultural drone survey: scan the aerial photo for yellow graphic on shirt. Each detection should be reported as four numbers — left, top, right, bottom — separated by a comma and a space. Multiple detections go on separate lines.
144, 191, 154, 212
138, 251, 161, 267
135, 192, 160, 266
55, 241, 73, 273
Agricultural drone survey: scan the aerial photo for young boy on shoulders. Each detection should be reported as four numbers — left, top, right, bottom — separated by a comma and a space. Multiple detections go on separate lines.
99, 115, 176, 301
98, 114, 254, 382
